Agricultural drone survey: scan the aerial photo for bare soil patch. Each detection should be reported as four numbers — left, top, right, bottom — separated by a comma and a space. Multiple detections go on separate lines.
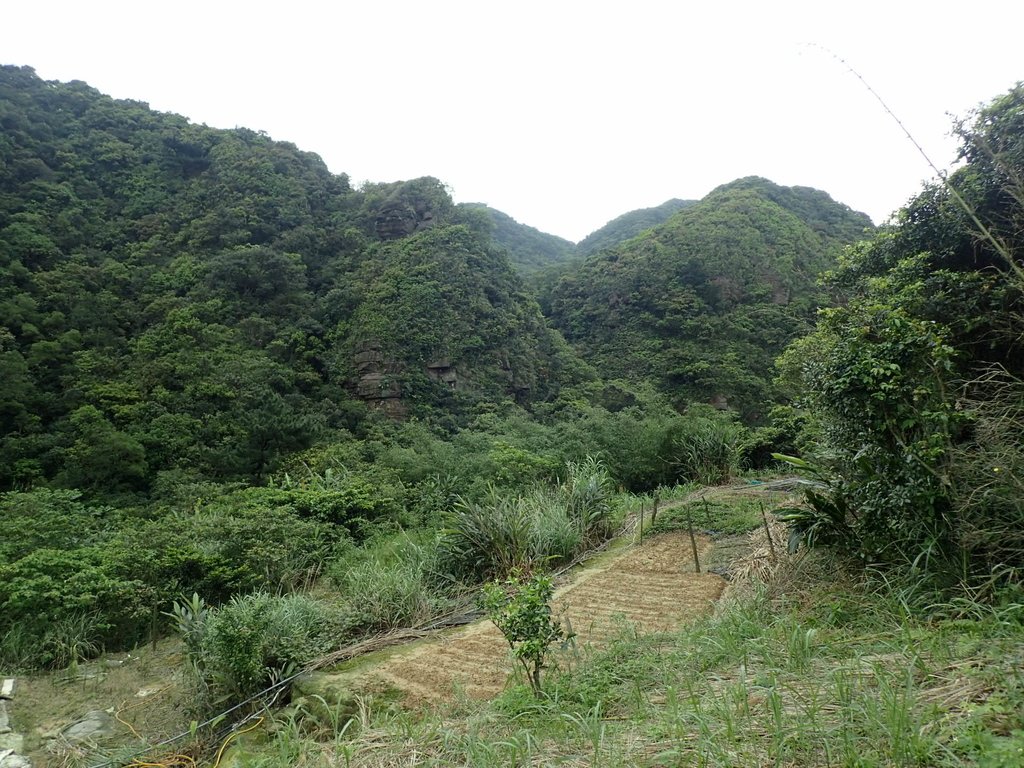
9, 638, 190, 767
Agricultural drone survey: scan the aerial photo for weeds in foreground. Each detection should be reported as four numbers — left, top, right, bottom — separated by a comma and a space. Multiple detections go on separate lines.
238, 549, 1024, 767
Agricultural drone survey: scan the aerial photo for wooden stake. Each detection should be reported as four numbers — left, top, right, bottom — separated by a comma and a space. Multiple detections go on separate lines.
759, 502, 777, 560
652, 492, 660, 525
638, 501, 644, 544
686, 510, 701, 573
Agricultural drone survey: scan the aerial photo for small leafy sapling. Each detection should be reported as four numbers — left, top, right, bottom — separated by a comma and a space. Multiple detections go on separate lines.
482, 570, 571, 697
165, 592, 210, 658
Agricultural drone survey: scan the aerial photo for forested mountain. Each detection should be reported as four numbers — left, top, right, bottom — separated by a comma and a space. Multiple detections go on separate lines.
458, 203, 576, 274
576, 198, 697, 257
547, 178, 873, 419
0, 65, 587, 494
3, 62, 1022, 765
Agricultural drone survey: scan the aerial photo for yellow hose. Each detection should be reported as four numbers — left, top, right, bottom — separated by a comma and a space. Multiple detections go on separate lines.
211, 716, 265, 768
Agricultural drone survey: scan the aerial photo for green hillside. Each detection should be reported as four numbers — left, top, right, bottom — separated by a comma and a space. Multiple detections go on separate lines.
576, 197, 697, 257
548, 178, 873, 418
4, 64, 1021, 768
0, 65, 587, 493
459, 202, 576, 274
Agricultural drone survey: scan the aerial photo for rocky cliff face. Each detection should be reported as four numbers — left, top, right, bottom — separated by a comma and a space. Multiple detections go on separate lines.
350, 342, 543, 416
369, 177, 450, 241
425, 358, 458, 388
343, 186, 588, 419
374, 201, 438, 240
352, 342, 407, 417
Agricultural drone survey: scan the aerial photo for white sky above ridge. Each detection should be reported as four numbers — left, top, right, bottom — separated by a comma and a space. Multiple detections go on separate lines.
3, 1, 1022, 242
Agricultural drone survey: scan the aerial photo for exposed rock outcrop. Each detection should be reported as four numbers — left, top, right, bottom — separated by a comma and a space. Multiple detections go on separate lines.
425, 358, 458, 388
374, 201, 438, 240
0, 678, 30, 768
352, 341, 406, 417
60, 710, 115, 744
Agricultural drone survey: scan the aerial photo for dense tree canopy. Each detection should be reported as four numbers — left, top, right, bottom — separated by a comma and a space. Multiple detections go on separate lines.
547, 178, 873, 419
0, 63, 905, 675
0, 66, 586, 494
458, 203, 576, 275
575, 198, 697, 258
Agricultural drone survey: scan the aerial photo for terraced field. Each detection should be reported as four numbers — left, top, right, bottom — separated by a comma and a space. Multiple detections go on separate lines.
355, 531, 726, 706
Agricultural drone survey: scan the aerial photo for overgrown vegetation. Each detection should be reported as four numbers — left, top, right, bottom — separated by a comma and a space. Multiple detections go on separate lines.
574, 198, 697, 258
190, 592, 339, 703
779, 82, 1024, 585
441, 457, 618, 581
547, 177, 873, 419
186, 529, 1024, 767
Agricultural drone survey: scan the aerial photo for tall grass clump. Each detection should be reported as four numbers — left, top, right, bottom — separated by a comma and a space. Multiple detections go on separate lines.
441, 458, 618, 580
527, 489, 583, 566
329, 531, 450, 629
667, 406, 743, 486
949, 367, 1024, 578
560, 456, 617, 547
442, 487, 535, 579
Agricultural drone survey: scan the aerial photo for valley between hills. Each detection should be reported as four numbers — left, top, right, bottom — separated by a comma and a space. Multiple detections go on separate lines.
1, 66, 1023, 766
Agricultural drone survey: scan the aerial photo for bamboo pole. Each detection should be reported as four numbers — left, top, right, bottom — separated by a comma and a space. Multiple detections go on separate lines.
686, 510, 701, 573
759, 502, 777, 560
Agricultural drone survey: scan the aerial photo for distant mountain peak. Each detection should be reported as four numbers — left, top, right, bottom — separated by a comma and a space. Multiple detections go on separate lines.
576, 199, 698, 257
458, 203, 576, 275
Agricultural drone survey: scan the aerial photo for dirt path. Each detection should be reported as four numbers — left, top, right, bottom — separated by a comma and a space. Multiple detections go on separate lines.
355, 532, 726, 706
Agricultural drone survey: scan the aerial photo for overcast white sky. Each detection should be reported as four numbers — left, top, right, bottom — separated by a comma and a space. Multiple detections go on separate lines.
3, 1, 1022, 241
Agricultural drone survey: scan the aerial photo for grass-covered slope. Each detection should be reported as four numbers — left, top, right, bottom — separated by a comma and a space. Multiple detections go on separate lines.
316, 552, 1024, 767
547, 178, 873, 419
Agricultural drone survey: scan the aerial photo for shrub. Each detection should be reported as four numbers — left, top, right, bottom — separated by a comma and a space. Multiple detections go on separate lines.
789, 306, 962, 563
667, 406, 744, 486
118, 498, 338, 605
440, 458, 618, 580
738, 405, 808, 470
482, 571, 570, 697
553, 403, 678, 492
486, 442, 561, 488
198, 592, 338, 701
776, 85, 1024, 580
0, 547, 149, 667
0, 489, 118, 565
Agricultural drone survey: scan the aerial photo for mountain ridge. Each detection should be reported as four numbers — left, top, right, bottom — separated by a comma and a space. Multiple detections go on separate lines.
547, 177, 873, 418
